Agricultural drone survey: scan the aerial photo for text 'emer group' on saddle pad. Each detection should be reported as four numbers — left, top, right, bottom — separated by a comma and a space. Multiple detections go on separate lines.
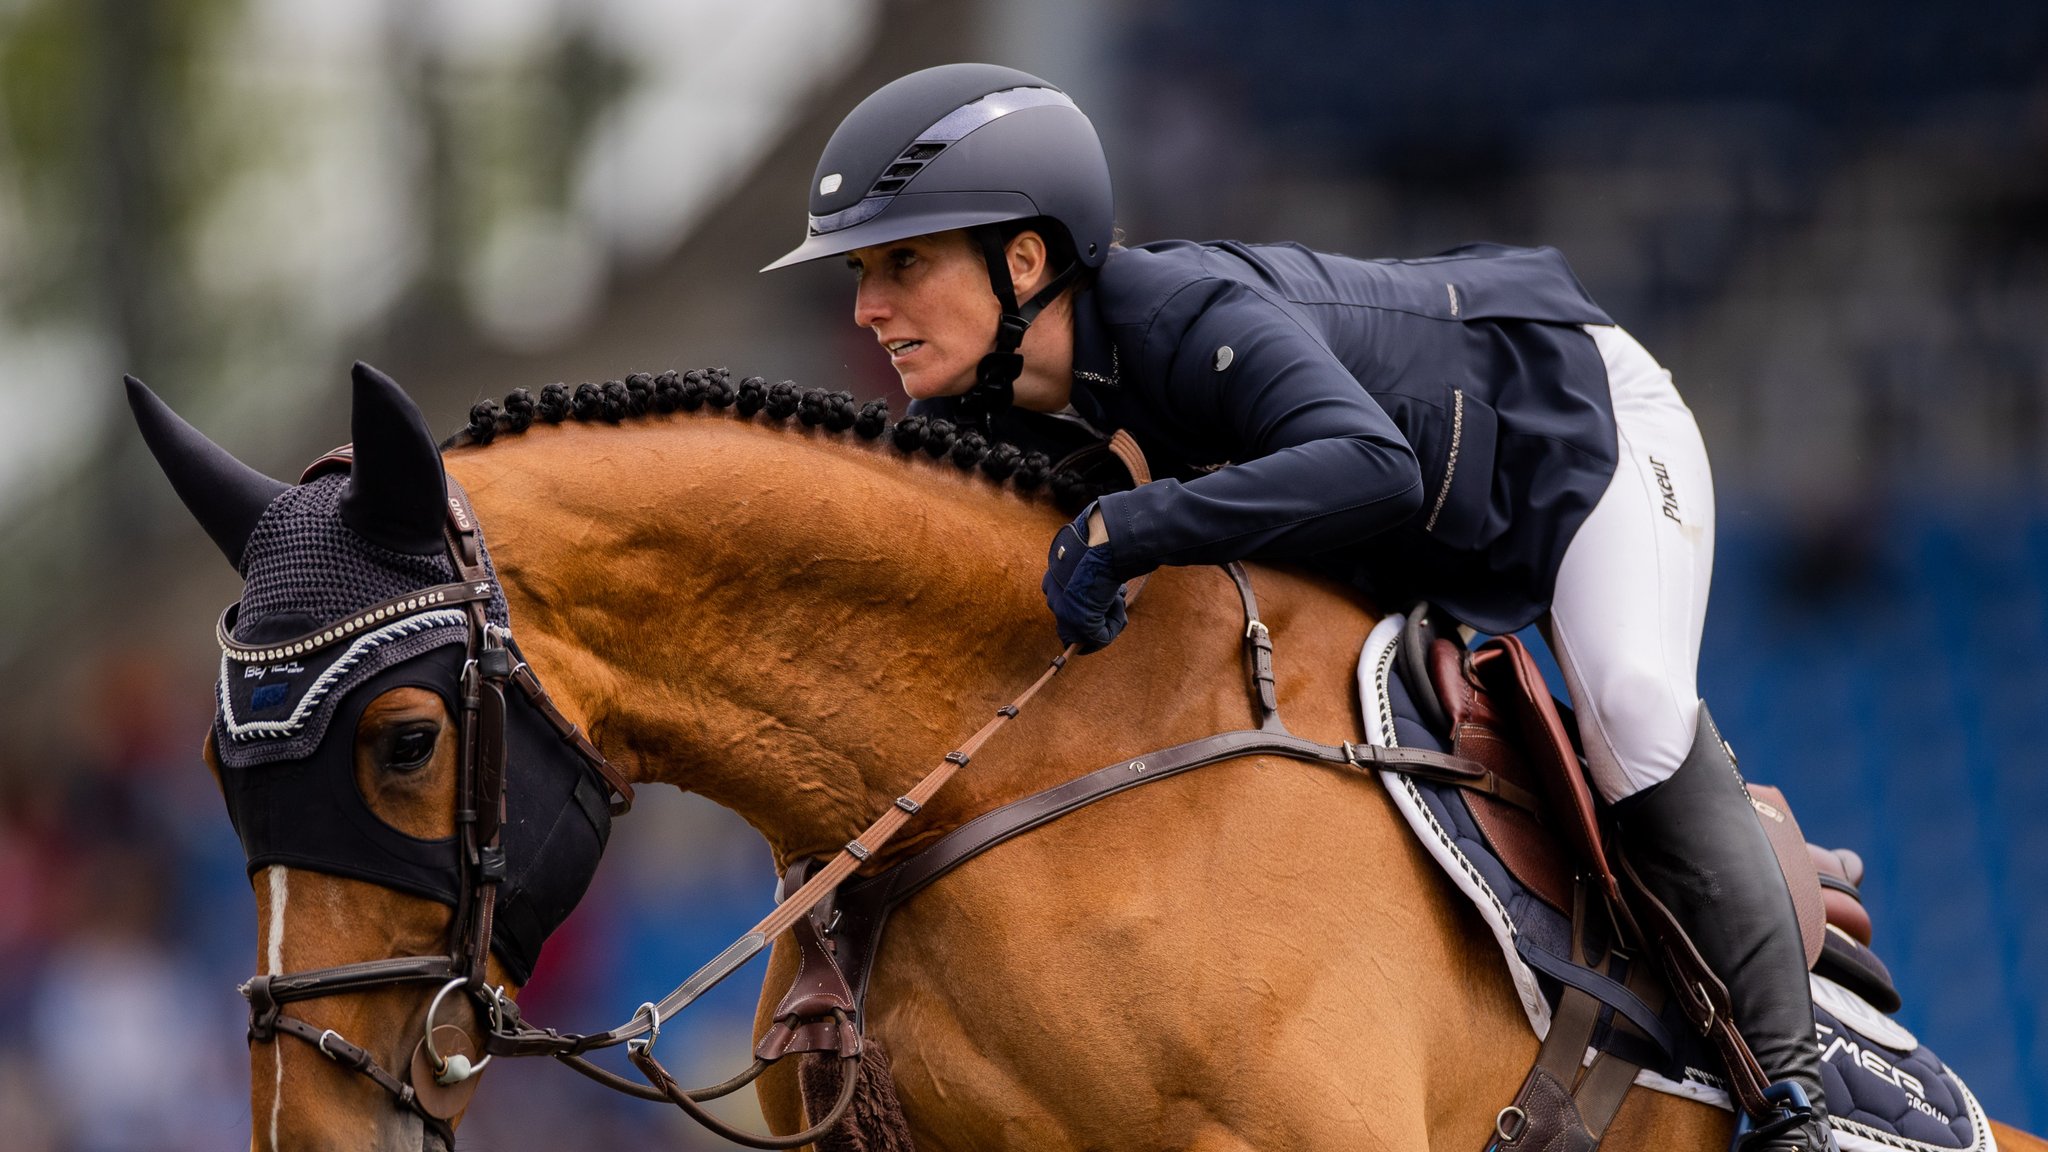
1355, 612, 1994, 1152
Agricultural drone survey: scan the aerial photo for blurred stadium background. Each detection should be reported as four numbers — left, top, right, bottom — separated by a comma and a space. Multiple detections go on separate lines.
0, 0, 2043, 1147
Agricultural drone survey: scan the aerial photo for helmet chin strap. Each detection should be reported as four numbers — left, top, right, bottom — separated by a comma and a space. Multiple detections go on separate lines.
962, 226, 1080, 433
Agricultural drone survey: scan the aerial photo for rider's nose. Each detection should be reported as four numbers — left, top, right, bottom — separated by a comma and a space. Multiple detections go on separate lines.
854, 278, 890, 329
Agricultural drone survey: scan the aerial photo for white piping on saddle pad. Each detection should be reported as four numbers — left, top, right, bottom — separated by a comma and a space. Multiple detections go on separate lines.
1831, 1065, 1997, 1152
1356, 614, 1549, 1033
1814, 970, 1919, 1052
1356, 616, 1729, 1109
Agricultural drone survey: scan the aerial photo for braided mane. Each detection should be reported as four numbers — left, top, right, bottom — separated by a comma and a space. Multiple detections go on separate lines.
443, 368, 1118, 509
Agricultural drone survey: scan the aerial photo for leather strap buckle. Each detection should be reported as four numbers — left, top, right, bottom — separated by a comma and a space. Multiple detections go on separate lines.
242, 974, 280, 1040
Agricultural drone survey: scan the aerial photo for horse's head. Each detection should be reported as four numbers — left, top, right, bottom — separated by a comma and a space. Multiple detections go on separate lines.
127, 364, 618, 1150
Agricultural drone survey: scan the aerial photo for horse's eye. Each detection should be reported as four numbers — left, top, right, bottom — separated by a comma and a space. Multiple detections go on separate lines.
387, 727, 439, 772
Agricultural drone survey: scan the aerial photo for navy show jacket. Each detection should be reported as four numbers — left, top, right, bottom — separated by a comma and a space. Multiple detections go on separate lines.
913, 240, 1622, 635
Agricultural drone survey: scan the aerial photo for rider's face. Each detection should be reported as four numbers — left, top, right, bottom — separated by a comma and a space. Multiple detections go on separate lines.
848, 230, 999, 402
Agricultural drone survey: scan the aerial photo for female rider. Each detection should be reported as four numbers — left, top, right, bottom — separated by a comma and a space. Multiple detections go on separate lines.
765, 64, 1831, 1152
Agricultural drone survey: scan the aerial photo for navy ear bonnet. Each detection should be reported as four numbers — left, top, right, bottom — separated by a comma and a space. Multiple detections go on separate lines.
214, 473, 609, 985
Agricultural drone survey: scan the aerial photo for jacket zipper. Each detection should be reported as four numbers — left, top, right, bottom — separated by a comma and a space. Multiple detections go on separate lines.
1424, 388, 1465, 533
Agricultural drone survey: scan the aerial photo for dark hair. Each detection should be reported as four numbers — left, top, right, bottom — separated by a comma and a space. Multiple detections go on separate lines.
442, 367, 1124, 510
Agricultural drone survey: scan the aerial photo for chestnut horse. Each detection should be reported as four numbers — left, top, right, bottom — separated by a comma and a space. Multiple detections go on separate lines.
133, 370, 2042, 1152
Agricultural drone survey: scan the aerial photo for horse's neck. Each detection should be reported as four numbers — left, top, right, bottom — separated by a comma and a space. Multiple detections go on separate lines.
444, 416, 1585, 1152
447, 413, 1375, 866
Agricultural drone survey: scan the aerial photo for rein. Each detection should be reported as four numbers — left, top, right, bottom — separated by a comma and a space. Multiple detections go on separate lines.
239, 432, 1523, 1149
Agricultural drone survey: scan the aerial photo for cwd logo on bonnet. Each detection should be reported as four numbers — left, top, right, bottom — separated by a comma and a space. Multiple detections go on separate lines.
242, 662, 303, 712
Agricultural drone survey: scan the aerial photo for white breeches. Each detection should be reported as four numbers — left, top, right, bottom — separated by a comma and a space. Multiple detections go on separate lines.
1546, 325, 1716, 803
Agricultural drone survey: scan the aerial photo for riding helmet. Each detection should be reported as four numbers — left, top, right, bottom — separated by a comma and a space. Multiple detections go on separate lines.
761, 62, 1113, 272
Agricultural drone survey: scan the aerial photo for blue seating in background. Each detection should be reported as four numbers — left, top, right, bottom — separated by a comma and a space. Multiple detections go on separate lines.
1698, 499, 2046, 1128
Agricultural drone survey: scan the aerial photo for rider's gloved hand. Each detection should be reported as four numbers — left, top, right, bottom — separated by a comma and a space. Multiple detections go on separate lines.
1041, 503, 1127, 652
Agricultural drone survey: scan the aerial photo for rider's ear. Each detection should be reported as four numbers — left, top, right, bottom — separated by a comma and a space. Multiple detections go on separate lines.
1006, 230, 1050, 296
125, 374, 290, 570
341, 361, 449, 555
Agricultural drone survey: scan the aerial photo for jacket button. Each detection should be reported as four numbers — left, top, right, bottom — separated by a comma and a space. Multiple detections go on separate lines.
1213, 346, 1234, 371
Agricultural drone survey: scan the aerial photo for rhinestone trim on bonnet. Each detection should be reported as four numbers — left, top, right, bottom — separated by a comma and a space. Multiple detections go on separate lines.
212, 473, 511, 768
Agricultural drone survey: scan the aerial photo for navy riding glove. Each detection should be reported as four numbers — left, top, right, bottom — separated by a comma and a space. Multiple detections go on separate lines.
1042, 504, 1128, 652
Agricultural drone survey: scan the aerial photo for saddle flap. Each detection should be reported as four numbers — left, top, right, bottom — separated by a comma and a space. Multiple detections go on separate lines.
1474, 636, 1611, 891
1428, 637, 1574, 913
1745, 784, 1827, 970
1431, 634, 1622, 917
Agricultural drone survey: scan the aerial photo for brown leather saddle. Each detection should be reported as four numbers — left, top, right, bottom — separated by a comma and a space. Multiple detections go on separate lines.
1397, 606, 1899, 1148
1407, 607, 1890, 998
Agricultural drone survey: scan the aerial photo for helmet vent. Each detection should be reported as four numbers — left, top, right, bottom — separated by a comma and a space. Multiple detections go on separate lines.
864, 141, 950, 197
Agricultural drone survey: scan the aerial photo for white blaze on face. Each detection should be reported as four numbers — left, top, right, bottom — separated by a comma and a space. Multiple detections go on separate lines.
265, 865, 288, 1152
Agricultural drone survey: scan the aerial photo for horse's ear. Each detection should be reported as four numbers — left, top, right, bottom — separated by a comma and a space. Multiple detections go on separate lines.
124, 374, 289, 570
340, 361, 448, 555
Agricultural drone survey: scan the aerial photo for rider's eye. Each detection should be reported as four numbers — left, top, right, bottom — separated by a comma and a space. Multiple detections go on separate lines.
387, 727, 438, 772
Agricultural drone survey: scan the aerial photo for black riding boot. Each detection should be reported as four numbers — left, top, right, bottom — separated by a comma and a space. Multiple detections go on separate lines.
1611, 705, 1835, 1152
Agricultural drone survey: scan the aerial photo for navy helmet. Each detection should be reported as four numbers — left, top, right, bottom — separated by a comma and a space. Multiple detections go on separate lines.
764, 64, 1115, 428
763, 63, 1112, 272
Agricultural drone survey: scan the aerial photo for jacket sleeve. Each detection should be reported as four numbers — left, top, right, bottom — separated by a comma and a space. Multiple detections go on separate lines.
1096, 281, 1424, 577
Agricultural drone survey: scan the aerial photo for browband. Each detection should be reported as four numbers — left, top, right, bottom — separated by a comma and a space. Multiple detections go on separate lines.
216, 580, 498, 664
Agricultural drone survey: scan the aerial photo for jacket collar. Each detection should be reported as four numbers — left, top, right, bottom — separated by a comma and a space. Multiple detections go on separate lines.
1069, 281, 1120, 394
1064, 281, 1120, 434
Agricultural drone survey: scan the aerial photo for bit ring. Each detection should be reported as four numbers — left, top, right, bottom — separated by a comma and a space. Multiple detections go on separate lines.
423, 977, 492, 1083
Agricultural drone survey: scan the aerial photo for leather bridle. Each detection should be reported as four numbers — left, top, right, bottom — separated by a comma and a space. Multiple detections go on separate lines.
236, 447, 635, 1146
